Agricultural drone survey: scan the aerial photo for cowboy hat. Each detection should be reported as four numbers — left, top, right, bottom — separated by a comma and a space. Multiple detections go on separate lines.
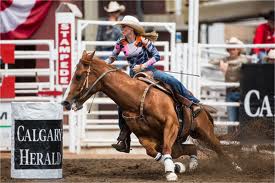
226, 37, 245, 53
263, 49, 275, 62
115, 15, 145, 34
267, 49, 275, 59
104, 1, 125, 13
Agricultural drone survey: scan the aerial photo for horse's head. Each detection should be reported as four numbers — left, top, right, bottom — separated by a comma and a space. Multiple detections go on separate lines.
62, 50, 103, 111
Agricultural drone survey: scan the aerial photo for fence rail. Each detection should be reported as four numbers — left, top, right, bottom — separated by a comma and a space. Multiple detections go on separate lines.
1, 25, 274, 153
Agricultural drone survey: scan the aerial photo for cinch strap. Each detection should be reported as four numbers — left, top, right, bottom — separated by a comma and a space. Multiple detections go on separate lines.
140, 83, 154, 119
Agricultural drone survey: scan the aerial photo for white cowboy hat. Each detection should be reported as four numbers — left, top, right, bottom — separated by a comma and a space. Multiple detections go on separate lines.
263, 49, 275, 63
267, 49, 275, 59
226, 37, 245, 52
104, 1, 125, 13
226, 37, 244, 45
115, 15, 145, 34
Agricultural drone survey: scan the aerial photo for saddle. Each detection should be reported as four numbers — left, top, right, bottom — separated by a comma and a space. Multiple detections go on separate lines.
134, 72, 194, 107
133, 72, 196, 142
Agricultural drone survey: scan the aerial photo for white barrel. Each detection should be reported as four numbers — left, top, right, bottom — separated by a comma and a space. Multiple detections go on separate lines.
11, 102, 63, 179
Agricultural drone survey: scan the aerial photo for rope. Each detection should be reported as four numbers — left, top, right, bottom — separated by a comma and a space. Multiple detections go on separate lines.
88, 94, 96, 114
163, 71, 200, 77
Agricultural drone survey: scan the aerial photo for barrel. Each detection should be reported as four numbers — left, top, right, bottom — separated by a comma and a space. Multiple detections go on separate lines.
11, 102, 63, 179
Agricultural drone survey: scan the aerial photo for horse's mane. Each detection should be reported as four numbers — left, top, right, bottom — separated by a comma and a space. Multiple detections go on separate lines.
93, 56, 118, 70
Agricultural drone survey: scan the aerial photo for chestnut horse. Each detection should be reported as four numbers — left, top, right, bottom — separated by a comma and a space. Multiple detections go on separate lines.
62, 51, 242, 181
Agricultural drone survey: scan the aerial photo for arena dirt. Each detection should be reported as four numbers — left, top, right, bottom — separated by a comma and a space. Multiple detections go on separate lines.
1, 151, 274, 183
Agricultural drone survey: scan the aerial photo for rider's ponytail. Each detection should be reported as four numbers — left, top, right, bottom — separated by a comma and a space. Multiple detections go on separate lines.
141, 31, 158, 42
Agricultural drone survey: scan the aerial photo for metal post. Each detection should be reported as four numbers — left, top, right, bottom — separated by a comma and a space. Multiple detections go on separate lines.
188, 0, 194, 91
183, 43, 188, 85
170, 23, 176, 78
48, 40, 55, 92
176, 0, 182, 15
136, 0, 144, 21
193, 0, 199, 97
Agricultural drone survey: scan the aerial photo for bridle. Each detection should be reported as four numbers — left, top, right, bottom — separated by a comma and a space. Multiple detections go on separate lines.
79, 63, 91, 92
77, 59, 119, 101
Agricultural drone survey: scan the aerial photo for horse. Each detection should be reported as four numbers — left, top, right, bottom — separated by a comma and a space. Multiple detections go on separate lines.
62, 50, 242, 181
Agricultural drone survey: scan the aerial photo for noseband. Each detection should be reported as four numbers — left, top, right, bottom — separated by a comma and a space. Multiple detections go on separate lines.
78, 59, 119, 101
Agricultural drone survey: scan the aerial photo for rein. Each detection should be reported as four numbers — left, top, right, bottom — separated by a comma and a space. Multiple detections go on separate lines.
78, 60, 119, 101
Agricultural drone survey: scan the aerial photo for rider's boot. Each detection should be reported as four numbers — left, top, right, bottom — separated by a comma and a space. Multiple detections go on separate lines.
175, 93, 201, 117
112, 127, 131, 153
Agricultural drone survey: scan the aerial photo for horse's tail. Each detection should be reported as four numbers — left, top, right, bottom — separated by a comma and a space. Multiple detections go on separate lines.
201, 104, 240, 141
201, 104, 217, 114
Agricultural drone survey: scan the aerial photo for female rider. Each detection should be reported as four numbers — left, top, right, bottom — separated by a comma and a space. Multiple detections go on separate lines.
106, 16, 200, 155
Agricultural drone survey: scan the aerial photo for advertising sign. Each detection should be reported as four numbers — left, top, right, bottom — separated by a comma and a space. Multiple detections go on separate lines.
240, 64, 274, 143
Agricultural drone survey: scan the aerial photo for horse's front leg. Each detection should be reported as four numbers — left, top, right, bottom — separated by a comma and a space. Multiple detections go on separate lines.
139, 137, 160, 158
139, 137, 182, 181
161, 115, 179, 181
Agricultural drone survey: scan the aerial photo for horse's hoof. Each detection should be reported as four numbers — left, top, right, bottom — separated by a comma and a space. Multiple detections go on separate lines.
166, 172, 178, 182
232, 162, 242, 172
189, 158, 198, 172
174, 162, 186, 173
235, 166, 242, 172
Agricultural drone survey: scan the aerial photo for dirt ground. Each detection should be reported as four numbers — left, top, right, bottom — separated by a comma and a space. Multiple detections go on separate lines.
1, 151, 274, 183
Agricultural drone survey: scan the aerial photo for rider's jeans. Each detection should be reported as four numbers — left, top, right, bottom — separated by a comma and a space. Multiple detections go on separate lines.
226, 91, 240, 121
153, 70, 200, 103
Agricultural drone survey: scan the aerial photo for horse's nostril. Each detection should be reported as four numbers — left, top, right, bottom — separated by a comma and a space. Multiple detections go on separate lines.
61, 101, 69, 106
61, 101, 72, 110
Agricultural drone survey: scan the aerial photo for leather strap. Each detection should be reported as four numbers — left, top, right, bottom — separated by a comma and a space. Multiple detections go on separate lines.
140, 83, 154, 119
79, 68, 119, 100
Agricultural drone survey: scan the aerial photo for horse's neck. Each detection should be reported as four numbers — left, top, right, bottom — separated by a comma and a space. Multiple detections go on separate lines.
101, 71, 141, 111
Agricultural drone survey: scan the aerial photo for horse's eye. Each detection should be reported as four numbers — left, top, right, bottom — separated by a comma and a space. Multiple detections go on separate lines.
75, 75, 82, 81
83, 63, 89, 67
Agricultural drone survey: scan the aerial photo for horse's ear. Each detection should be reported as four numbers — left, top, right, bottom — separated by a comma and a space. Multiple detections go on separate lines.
82, 50, 87, 59
88, 50, 96, 60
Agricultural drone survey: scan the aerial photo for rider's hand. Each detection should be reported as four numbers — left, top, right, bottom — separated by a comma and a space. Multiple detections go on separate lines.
133, 64, 145, 73
105, 56, 115, 64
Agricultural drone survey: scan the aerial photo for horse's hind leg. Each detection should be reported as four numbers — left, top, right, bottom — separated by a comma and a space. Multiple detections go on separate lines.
192, 113, 242, 172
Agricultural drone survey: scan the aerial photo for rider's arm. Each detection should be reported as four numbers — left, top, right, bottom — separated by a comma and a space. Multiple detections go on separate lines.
141, 37, 160, 68
227, 55, 248, 71
105, 40, 122, 64
209, 58, 221, 65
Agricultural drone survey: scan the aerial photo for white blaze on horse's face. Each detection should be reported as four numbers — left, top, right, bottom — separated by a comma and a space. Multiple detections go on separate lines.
63, 63, 88, 109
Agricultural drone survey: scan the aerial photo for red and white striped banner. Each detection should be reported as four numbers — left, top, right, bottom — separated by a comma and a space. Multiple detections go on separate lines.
0, 0, 52, 39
